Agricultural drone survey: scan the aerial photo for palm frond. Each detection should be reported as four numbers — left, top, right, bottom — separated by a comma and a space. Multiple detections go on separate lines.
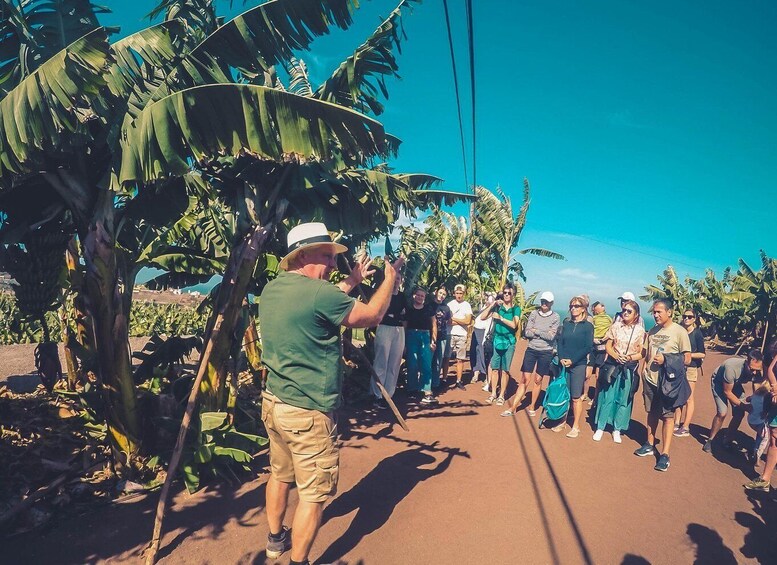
287, 58, 313, 97
0, 28, 112, 180
517, 248, 566, 260
315, 0, 418, 115
119, 84, 388, 185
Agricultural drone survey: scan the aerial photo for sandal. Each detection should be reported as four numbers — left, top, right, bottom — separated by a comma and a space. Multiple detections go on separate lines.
496, 397, 505, 406
485, 395, 496, 404
500, 409, 514, 417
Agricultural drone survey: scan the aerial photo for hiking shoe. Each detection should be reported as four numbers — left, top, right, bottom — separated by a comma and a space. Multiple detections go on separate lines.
500, 409, 514, 417
702, 440, 713, 453
496, 397, 505, 406
420, 395, 438, 405
456, 381, 466, 390
654, 454, 670, 472
673, 427, 690, 438
566, 428, 580, 438
266, 526, 291, 559
592, 429, 604, 442
743, 478, 771, 492
612, 431, 622, 444
634, 443, 654, 457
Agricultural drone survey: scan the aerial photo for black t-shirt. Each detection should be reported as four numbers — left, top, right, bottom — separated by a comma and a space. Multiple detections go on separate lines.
434, 303, 452, 336
406, 303, 435, 331
380, 293, 407, 327
688, 327, 705, 368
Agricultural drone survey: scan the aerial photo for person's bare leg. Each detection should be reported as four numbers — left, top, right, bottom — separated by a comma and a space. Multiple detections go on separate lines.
646, 409, 659, 446
529, 374, 543, 411
266, 476, 291, 535
724, 407, 745, 443
761, 428, 777, 482
290, 500, 324, 562
456, 359, 464, 384
499, 370, 510, 400
684, 381, 696, 429
661, 415, 674, 455
509, 372, 527, 410
570, 398, 583, 430
489, 367, 498, 395
583, 365, 593, 399
708, 413, 727, 442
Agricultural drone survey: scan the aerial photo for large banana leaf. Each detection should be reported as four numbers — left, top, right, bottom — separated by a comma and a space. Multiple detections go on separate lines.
143, 0, 359, 106
0, 28, 112, 180
119, 84, 388, 184
315, 0, 418, 115
0, 0, 108, 93
146, 0, 219, 38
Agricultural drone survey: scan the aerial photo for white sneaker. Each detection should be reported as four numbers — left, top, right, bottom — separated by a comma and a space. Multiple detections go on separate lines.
592, 429, 604, 442
482, 382, 490, 392
613, 431, 622, 444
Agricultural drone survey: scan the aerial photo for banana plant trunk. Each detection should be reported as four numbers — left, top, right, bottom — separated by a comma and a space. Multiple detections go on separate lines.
198, 224, 273, 410
145, 223, 272, 564
81, 190, 141, 477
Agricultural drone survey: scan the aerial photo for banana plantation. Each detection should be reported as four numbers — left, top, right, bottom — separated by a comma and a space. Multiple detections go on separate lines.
0, 0, 552, 547
641, 251, 777, 352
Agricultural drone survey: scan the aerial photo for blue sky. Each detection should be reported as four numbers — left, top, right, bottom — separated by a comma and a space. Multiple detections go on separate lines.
109, 1, 776, 312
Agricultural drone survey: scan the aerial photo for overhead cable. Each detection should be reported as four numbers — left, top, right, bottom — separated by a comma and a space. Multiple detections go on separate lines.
442, 0, 469, 192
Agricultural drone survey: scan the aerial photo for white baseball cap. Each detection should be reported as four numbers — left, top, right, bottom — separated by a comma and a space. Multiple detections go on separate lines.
619, 291, 636, 301
540, 291, 555, 303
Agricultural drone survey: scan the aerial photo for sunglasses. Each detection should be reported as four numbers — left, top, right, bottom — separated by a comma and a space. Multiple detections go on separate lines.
569, 304, 584, 309
683, 315, 695, 319
503, 291, 513, 295
623, 308, 635, 314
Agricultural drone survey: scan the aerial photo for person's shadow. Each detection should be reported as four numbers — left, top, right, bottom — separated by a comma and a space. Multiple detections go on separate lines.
686, 523, 737, 565
318, 446, 461, 563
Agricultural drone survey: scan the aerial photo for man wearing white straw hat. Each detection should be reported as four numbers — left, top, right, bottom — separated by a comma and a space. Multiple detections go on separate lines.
259, 222, 404, 564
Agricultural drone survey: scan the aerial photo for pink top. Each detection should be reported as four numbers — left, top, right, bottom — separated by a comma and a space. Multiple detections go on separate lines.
604, 320, 646, 357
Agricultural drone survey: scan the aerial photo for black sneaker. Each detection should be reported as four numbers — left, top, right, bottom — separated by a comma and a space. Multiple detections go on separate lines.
456, 381, 466, 390
420, 394, 438, 405
702, 440, 713, 453
372, 398, 388, 409
266, 526, 291, 559
634, 442, 654, 457
654, 454, 670, 472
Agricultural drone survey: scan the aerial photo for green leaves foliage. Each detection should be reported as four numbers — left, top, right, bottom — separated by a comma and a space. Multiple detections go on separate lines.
119, 84, 388, 184
182, 410, 268, 494
0, 28, 113, 179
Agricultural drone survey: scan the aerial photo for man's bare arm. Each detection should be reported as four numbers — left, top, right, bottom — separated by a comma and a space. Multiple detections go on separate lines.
343, 257, 404, 328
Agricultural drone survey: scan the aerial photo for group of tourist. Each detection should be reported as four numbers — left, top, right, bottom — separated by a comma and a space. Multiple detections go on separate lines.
369, 276, 777, 481
257, 224, 775, 563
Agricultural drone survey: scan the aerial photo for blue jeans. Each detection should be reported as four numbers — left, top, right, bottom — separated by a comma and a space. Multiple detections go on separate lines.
431, 334, 449, 389
406, 329, 433, 393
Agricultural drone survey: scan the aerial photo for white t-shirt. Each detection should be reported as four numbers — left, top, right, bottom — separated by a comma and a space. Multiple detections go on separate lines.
448, 299, 473, 337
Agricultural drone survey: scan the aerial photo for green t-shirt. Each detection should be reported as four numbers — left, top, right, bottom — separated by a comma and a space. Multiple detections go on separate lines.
260, 271, 355, 412
493, 305, 521, 350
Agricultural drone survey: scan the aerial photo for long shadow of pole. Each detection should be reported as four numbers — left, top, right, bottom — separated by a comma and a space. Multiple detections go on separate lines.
511, 414, 594, 565
510, 416, 561, 564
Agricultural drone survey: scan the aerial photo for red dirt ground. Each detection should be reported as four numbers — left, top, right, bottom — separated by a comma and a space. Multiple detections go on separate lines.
3, 343, 776, 564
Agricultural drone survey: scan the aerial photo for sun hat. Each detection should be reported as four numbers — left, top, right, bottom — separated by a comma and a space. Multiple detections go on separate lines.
618, 291, 636, 301
540, 291, 555, 303
279, 222, 347, 270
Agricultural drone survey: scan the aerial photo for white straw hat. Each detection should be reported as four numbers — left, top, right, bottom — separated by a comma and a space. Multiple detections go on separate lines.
279, 222, 347, 270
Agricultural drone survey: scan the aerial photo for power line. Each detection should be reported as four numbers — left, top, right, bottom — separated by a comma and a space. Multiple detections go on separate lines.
441, 0, 469, 191
465, 0, 476, 192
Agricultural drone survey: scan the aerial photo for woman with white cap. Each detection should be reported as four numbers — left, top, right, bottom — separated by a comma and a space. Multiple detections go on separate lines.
501, 291, 560, 417
614, 291, 645, 328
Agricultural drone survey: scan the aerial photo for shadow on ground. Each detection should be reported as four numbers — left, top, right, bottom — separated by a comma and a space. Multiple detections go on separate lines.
4, 474, 267, 564
317, 445, 465, 564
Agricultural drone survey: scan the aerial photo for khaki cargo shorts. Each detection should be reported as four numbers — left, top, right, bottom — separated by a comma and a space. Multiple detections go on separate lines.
261, 391, 339, 503
450, 334, 468, 360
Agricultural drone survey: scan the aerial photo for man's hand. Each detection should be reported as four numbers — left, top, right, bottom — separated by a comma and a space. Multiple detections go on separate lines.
346, 254, 376, 286
384, 255, 405, 280
430, 340, 437, 351
653, 352, 665, 365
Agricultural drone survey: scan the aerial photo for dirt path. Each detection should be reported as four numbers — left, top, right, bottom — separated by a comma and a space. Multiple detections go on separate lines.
4, 345, 776, 564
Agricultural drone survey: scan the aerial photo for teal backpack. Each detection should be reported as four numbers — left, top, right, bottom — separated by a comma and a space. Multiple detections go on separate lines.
540, 364, 570, 427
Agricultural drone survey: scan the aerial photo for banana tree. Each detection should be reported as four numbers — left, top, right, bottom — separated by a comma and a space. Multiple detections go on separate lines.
733, 250, 777, 351
473, 180, 565, 289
